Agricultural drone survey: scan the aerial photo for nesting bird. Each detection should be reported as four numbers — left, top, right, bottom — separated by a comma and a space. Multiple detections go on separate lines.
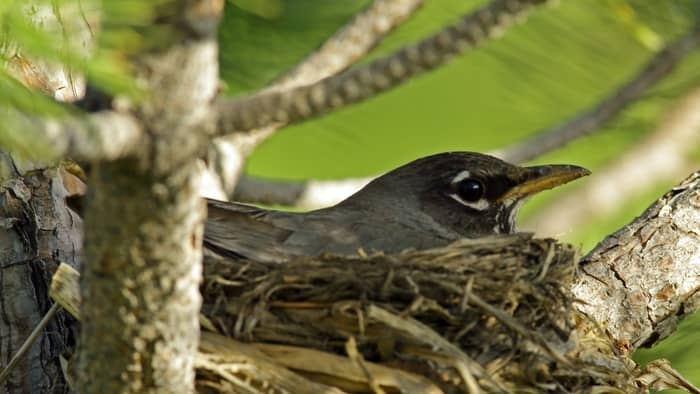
204, 152, 589, 262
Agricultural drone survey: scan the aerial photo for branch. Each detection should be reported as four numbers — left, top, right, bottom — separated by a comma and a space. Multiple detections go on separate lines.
232, 175, 372, 208
573, 170, 700, 353
269, 0, 424, 92
202, 0, 424, 199
493, 23, 700, 164
214, 0, 548, 135
18, 110, 143, 161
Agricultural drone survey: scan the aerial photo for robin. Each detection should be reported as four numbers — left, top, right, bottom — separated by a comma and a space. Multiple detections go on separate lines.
204, 152, 589, 262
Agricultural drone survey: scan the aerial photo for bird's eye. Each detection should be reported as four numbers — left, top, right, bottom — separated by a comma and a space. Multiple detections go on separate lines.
455, 179, 484, 202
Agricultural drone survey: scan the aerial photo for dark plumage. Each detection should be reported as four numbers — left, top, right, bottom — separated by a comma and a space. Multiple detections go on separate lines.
204, 152, 589, 262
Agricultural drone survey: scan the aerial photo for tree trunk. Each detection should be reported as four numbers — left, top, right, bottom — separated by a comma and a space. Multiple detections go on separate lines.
73, 1, 221, 391
75, 6, 221, 392
79, 160, 205, 393
0, 166, 82, 393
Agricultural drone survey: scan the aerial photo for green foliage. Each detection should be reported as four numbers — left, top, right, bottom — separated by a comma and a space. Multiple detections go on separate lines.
0, 68, 64, 115
219, 0, 370, 93
603, 0, 695, 49
230, 0, 284, 19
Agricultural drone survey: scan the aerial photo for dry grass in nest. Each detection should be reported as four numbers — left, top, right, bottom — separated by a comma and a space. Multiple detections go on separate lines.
197, 234, 640, 393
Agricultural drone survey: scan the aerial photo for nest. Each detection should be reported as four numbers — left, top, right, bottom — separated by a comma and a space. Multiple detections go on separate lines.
196, 233, 640, 393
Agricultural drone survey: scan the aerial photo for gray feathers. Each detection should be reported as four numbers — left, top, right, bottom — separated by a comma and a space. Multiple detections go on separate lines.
203, 152, 589, 263
204, 197, 460, 263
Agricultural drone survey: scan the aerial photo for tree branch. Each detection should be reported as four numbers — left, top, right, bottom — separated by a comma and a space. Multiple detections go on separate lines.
18, 110, 143, 161
493, 23, 700, 163
268, 0, 424, 92
573, 170, 700, 354
214, 0, 548, 136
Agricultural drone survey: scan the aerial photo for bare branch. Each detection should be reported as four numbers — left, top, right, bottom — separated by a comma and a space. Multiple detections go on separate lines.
573, 170, 700, 353
493, 24, 700, 163
214, 0, 548, 135
203, 0, 423, 199
18, 110, 143, 161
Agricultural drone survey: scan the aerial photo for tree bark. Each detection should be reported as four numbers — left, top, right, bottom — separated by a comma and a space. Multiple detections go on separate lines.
80, 161, 205, 393
0, 166, 82, 393
573, 170, 700, 353
76, 2, 221, 392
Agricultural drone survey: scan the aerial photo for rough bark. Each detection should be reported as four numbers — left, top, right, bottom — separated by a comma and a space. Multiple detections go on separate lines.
268, 0, 425, 93
80, 162, 206, 393
76, 1, 221, 392
573, 170, 700, 353
0, 166, 81, 393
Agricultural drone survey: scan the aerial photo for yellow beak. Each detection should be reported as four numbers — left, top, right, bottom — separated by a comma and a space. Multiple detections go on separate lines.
498, 164, 590, 202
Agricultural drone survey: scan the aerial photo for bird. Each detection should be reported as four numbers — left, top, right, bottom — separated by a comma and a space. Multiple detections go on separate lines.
204, 152, 589, 263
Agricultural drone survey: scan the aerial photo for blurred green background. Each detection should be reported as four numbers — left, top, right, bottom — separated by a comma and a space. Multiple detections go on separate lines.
3, 0, 700, 391
221, 1, 700, 391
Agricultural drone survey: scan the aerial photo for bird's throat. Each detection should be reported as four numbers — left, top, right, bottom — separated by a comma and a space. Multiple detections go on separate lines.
494, 200, 524, 234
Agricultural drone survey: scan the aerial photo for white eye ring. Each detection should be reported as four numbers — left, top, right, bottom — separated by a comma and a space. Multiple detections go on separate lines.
450, 170, 490, 210
451, 170, 472, 184
448, 194, 490, 211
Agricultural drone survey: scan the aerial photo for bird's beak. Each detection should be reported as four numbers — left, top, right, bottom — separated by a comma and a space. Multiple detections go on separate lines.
498, 164, 590, 202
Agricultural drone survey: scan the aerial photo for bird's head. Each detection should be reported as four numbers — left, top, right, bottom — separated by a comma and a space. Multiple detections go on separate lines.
346, 152, 590, 237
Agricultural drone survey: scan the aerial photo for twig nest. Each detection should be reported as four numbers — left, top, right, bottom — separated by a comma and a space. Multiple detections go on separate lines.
199, 234, 640, 393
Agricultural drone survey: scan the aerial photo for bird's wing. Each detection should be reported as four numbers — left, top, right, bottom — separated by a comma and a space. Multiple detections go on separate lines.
204, 199, 379, 261
204, 199, 462, 262
204, 198, 304, 263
